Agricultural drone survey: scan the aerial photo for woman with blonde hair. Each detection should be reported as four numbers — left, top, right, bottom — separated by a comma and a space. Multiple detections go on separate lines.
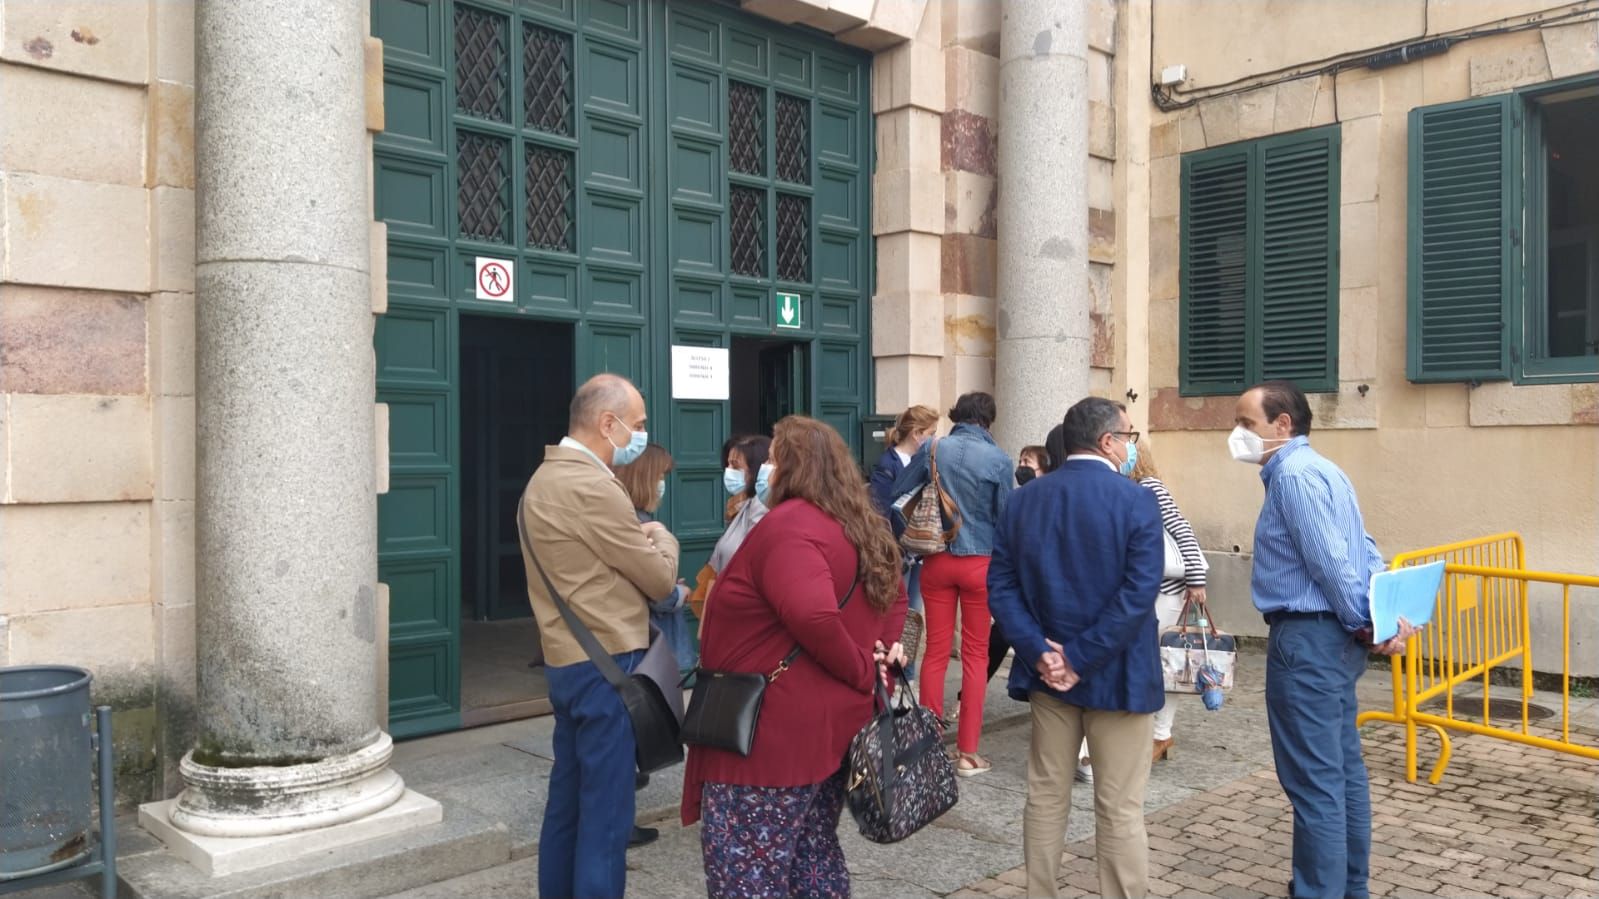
870, 404, 939, 680
1127, 437, 1208, 762
870, 404, 939, 521
684, 416, 907, 898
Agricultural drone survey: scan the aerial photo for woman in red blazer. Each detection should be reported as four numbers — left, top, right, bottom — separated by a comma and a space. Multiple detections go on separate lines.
683, 415, 908, 899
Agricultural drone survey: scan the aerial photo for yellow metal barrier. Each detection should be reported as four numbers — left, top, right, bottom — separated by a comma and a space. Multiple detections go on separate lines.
1357, 532, 1599, 783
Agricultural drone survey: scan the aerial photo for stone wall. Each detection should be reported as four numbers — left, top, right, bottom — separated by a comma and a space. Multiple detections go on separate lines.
0, 0, 197, 802
867, 0, 1118, 429
1125, 2, 1599, 672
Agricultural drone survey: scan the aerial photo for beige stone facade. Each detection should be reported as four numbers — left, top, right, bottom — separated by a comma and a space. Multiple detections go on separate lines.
1, 0, 1595, 811
1, 0, 197, 802
870, 0, 1121, 416
1124, 1, 1599, 668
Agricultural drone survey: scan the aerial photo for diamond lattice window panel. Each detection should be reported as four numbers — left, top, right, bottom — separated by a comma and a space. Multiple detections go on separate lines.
523, 24, 572, 136
776, 94, 809, 184
729, 82, 764, 176
776, 194, 810, 282
458, 132, 509, 243
455, 6, 507, 122
526, 145, 574, 252
730, 185, 765, 277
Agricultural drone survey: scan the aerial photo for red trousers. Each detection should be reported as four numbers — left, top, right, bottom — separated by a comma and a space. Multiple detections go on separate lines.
917, 552, 991, 754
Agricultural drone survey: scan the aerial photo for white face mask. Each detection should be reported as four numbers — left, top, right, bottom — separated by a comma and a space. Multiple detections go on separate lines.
1228, 426, 1264, 463
1229, 425, 1290, 464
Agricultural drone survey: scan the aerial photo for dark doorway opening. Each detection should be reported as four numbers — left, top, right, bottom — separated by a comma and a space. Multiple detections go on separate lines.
458, 313, 573, 727
730, 338, 809, 436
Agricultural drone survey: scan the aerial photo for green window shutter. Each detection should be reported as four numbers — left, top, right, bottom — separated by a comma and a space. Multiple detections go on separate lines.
1407, 95, 1517, 382
1257, 128, 1339, 391
1180, 148, 1251, 395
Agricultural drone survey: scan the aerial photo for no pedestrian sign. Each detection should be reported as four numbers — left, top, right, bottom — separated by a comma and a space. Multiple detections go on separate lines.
776, 291, 802, 329
475, 257, 513, 302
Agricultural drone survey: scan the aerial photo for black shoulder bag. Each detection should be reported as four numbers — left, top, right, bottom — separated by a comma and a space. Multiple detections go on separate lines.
679, 557, 860, 756
516, 500, 684, 774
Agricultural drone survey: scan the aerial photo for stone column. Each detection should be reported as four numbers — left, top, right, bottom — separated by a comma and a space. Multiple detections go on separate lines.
176, 0, 399, 837
994, 0, 1091, 455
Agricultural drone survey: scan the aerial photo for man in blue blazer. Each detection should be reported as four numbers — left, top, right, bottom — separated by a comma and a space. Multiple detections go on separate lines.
988, 397, 1165, 899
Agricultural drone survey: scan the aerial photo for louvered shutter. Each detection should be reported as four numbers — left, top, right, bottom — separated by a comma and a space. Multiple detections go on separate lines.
1181, 149, 1251, 395
1407, 96, 1517, 382
1258, 130, 1338, 391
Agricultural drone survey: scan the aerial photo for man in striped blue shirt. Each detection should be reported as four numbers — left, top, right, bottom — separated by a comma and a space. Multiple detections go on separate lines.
1232, 380, 1413, 899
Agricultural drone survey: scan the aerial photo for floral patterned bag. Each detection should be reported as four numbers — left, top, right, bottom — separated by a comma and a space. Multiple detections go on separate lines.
843, 669, 958, 844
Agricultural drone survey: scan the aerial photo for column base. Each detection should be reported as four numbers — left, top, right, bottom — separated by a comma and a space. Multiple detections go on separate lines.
169, 730, 405, 838
139, 789, 442, 878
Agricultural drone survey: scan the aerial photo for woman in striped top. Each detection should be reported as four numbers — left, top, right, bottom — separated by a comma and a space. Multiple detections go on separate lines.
1128, 439, 1207, 763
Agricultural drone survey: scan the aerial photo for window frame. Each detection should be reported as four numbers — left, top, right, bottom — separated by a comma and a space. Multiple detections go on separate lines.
1178, 125, 1342, 397
1516, 74, 1599, 384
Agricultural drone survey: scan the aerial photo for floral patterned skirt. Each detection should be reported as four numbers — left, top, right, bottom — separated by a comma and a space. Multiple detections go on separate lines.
700, 770, 850, 899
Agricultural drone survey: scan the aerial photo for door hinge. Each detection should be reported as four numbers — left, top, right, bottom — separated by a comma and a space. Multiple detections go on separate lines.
1509, 343, 1520, 364
1510, 228, 1521, 248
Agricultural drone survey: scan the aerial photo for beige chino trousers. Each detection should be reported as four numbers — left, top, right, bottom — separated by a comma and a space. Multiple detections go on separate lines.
1024, 691, 1154, 898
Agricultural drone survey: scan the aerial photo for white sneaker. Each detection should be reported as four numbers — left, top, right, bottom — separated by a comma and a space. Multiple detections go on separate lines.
1075, 757, 1093, 784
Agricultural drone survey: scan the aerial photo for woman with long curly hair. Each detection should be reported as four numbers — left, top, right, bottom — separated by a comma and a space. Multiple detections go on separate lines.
682, 416, 908, 899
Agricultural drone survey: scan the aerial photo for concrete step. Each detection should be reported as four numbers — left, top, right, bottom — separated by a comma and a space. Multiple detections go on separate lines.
109, 806, 510, 899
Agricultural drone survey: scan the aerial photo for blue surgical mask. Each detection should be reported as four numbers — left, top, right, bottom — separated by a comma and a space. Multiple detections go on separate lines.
722, 467, 746, 496
1118, 439, 1138, 477
755, 463, 774, 505
656, 480, 666, 503
606, 417, 647, 467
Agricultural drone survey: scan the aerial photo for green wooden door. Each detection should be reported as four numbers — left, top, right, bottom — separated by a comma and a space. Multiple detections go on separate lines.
651, 3, 874, 580
373, 0, 871, 736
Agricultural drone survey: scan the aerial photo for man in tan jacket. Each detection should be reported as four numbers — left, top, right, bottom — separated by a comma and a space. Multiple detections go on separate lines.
521, 373, 678, 899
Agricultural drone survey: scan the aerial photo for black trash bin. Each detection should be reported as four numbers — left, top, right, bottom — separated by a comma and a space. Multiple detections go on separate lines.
0, 666, 94, 880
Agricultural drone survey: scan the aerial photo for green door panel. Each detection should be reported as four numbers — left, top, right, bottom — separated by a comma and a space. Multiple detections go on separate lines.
373, 0, 870, 736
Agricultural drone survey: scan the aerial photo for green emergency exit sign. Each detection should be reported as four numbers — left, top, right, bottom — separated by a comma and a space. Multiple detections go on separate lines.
775, 291, 802, 330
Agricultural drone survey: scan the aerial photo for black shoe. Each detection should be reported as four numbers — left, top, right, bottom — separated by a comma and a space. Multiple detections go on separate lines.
635, 771, 649, 791
627, 825, 659, 849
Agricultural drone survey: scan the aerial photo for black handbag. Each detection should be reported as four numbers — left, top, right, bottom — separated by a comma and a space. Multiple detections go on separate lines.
679, 561, 859, 756
843, 668, 959, 844
517, 507, 685, 774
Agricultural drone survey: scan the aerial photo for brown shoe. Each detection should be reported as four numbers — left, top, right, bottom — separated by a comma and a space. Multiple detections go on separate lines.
1152, 737, 1175, 763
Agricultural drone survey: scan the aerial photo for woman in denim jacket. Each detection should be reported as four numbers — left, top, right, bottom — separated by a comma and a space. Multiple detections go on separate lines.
889, 392, 1014, 775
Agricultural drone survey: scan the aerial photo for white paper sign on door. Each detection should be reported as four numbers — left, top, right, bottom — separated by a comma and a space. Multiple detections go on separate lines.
671, 345, 730, 401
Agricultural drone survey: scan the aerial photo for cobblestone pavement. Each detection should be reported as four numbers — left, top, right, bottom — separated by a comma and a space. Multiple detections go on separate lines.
952, 720, 1599, 899
379, 647, 1596, 899
16, 650, 1592, 898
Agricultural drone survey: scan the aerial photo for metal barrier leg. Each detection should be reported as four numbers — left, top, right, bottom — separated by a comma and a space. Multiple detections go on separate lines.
1424, 723, 1452, 785
1405, 717, 1419, 783
96, 706, 116, 899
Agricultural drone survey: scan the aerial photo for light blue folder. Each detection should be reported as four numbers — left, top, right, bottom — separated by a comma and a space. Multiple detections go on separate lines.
1368, 560, 1445, 643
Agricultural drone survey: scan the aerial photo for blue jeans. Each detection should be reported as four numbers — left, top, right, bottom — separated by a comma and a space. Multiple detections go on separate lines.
540, 650, 642, 899
1265, 614, 1372, 899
